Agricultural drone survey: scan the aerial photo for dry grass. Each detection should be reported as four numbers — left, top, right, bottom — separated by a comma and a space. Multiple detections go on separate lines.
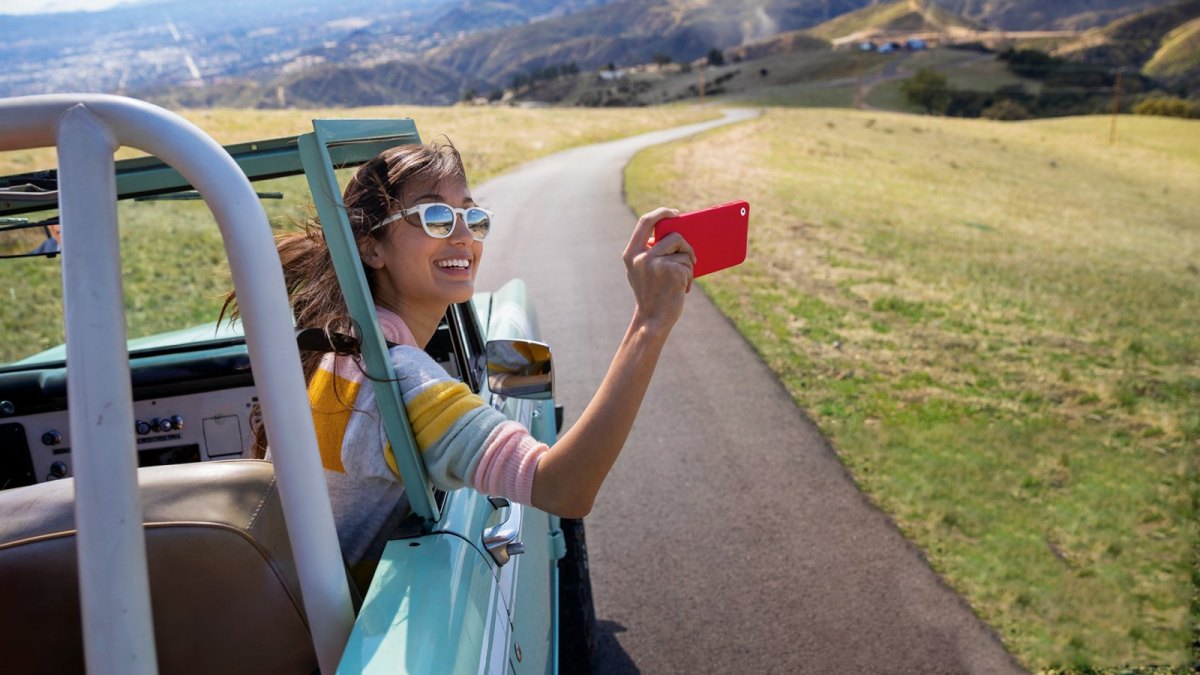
626, 108, 1199, 670
0, 104, 718, 183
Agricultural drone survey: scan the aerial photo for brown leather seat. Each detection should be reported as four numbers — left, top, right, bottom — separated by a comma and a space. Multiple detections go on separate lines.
0, 460, 317, 675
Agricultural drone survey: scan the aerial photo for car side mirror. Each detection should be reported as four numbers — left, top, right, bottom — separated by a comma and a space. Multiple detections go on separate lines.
485, 339, 553, 400
0, 219, 61, 259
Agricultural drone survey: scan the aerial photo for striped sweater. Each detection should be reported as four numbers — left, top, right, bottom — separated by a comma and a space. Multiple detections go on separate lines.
304, 307, 548, 565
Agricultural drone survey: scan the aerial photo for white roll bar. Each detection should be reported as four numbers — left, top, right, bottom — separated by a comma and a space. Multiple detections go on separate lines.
0, 95, 353, 675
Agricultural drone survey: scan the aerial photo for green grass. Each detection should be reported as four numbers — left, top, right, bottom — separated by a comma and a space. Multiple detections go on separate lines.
0, 104, 718, 364
737, 81, 858, 108
626, 108, 1200, 670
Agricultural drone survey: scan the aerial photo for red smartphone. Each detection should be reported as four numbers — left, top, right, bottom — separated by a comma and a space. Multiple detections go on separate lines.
653, 200, 750, 278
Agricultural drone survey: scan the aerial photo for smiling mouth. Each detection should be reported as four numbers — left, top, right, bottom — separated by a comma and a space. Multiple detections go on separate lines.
436, 259, 471, 270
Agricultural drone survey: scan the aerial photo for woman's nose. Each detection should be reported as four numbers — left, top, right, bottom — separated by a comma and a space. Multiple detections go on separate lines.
449, 214, 474, 243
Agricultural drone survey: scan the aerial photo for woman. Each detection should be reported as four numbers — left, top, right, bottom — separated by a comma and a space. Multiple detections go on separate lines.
226, 141, 694, 568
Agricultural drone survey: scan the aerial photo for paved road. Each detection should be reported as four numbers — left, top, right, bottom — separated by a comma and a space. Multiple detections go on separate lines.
473, 111, 1025, 674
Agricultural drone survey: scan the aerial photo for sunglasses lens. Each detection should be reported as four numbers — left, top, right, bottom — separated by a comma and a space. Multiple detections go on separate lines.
465, 208, 491, 240
421, 204, 456, 237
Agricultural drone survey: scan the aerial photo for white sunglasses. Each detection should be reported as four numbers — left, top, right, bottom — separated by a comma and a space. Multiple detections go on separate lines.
373, 203, 492, 241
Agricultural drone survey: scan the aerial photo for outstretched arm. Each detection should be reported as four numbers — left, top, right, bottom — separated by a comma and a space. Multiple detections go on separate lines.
530, 207, 695, 518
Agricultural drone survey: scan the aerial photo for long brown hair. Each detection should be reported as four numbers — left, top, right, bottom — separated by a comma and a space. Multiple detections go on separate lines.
220, 140, 468, 454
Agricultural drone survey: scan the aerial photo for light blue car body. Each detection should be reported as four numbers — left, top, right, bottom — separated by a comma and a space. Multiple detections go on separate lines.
338, 282, 564, 675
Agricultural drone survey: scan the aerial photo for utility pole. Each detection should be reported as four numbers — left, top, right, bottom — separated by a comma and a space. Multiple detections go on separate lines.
699, 67, 705, 105
1109, 68, 1123, 146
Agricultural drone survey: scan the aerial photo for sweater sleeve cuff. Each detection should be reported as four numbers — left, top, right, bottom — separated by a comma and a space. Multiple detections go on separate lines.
471, 422, 548, 505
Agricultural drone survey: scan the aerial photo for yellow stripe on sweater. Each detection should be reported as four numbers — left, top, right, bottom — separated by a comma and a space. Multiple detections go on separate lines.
382, 443, 400, 480
407, 381, 485, 450
308, 368, 360, 473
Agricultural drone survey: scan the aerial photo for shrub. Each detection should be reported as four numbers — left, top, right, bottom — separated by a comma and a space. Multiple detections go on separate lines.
1132, 95, 1200, 118
999, 48, 1061, 79
982, 99, 1032, 120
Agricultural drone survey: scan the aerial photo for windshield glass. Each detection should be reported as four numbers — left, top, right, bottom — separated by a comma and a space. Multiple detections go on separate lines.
0, 169, 319, 370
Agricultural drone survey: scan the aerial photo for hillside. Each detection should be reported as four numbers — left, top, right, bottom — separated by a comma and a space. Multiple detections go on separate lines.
927, 0, 1178, 30
808, 0, 977, 41
1144, 16, 1200, 80
130, 0, 1193, 108
421, 0, 872, 90
1053, 0, 1200, 91
146, 60, 468, 108
726, 29, 831, 61
150, 0, 873, 108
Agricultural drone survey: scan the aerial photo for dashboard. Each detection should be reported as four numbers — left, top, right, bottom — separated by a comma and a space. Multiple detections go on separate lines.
0, 342, 257, 490
0, 313, 473, 492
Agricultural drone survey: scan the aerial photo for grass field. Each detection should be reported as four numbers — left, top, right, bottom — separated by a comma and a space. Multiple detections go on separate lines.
0, 104, 718, 183
0, 104, 716, 363
626, 109, 1199, 670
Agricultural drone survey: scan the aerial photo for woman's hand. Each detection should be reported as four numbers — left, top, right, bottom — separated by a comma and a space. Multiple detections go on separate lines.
622, 207, 696, 333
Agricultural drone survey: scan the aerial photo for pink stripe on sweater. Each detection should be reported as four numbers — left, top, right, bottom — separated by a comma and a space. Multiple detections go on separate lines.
376, 306, 417, 347
472, 421, 548, 504
324, 306, 418, 382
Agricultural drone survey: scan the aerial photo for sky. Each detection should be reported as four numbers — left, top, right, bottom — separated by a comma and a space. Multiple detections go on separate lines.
1, 0, 140, 15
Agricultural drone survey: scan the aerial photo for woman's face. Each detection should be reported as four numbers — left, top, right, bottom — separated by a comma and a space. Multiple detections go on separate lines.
365, 174, 484, 317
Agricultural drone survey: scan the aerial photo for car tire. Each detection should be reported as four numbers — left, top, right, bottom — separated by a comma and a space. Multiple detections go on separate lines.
558, 517, 596, 674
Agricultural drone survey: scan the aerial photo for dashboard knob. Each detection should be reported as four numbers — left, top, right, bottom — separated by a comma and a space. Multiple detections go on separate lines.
41, 430, 62, 446
157, 417, 174, 432
136, 420, 152, 435
0, 400, 14, 415
170, 415, 184, 430
49, 461, 68, 479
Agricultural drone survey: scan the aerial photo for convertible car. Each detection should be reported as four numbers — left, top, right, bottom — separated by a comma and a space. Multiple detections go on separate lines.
0, 95, 594, 674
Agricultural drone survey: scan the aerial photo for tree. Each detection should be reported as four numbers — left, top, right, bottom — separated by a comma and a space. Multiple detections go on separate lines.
901, 68, 951, 114
707, 48, 725, 67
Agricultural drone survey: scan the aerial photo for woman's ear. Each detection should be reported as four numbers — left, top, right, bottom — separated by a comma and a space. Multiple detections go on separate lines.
359, 238, 386, 269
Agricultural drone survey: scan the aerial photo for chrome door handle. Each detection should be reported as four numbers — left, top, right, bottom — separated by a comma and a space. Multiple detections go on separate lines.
483, 498, 525, 566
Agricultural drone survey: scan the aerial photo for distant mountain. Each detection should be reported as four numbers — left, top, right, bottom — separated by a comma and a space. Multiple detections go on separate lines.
428, 0, 617, 32
424, 0, 873, 89
230, 0, 876, 106
926, 0, 1177, 31
114, 0, 1200, 106
145, 0, 865, 107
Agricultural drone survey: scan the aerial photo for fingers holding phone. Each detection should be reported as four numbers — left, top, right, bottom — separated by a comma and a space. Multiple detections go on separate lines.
625, 208, 694, 331
649, 230, 696, 293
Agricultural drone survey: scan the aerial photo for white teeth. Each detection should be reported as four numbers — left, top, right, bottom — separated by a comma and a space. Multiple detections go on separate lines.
436, 259, 470, 269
